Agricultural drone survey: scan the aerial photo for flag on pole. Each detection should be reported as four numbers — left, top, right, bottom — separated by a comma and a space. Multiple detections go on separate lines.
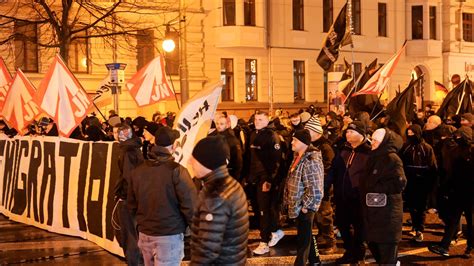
317, 3, 352, 71
92, 73, 113, 109
173, 82, 223, 167
0, 57, 13, 112
352, 43, 406, 96
436, 78, 472, 119
36, 54, 93, 137
434, 80, 448, 95
1, 69, 40, 135
126, 55, 174, 107
385, 78, 417, 136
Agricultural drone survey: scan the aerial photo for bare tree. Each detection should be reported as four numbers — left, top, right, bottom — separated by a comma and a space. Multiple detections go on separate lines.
0, 0, 179, 66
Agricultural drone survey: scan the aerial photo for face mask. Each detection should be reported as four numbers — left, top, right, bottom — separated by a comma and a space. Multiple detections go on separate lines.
118, 129, 132, 142
407, 135, 419, 143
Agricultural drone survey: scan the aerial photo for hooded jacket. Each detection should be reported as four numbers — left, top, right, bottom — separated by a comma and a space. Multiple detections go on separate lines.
191, 166, 249, 265
217, 128, 243, 181
128, 145, 197, 236
360, 128, 407, 243
114, 136, 144, 200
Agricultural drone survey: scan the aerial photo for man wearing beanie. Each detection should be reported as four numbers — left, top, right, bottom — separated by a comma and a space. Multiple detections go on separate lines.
128, 127, 197, 266
327, 121, 371, 264
189, 136, 249, 265
284, 129, 324, 266
245, 111, 285, 255
305, 115, 336, 254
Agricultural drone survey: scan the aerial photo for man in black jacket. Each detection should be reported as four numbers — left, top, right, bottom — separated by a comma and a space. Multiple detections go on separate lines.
128, 126, 197, 266
305, 115, 336, 254
190, 136, 249, 265
114, 124, 144, 265
216, 115, 243, 181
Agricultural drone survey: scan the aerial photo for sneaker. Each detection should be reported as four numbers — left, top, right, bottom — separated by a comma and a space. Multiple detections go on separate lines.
428, 245, 449, 257
413, 231, 423, 242
268, 229, 284, 247
253, 242, 270, 255
463, 247, 472, 259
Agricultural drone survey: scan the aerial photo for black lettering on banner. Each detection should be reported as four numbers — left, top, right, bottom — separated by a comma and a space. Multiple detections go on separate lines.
3, 140, 16, 208
105, 142, 120, 241
77, 142, 89, 232
27, 140, 42, 221
59, 142, 79, 228
39, 142, 56, 226
0, 139, 5, 156
11, 140, 29, 215
87, 143, 108, 237
9, 140, 20, 211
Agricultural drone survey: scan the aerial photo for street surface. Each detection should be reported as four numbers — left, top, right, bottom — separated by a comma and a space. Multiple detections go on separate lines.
0, 213, 472, 265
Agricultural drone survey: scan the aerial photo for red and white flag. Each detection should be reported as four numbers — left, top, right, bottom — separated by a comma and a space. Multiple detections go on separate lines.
36, 54, 92, 137
0, 57, 13, 111
1, 69, 40, 134
126, 55, 174, 107
352, 43, 406, 97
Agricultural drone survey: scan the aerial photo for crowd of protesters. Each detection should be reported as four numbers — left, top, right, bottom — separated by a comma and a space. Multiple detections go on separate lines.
0, 104, 472, 266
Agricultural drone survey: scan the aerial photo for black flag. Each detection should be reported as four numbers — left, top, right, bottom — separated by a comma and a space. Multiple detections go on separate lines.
437, 79, 473, 119
346, 59, 381, 115
317, 3, 352, 71
385, 78, 417, 136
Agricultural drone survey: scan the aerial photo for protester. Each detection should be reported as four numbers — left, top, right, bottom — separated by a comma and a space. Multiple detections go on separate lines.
285, 129, 324, 266
305, 116, 336, 254
361, 128, 407, 265
400, 124, 437, 242
128, 127, 197, 266
113, 124, 144, 265
290, 113, 304, 133
215, 115, 243, 181
246, 111, 284, 255
190, 136, 249, 265
328, 121, 370, 264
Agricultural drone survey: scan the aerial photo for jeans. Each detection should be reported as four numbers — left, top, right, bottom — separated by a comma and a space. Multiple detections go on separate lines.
295, 211, 320, 266
138, 232, 184, 266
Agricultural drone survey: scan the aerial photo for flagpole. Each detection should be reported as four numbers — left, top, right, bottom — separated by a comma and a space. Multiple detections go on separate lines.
455, 77, 468, 115
162, 52, 181, 110
346, 0, 355, 110
92, 101, 110, 126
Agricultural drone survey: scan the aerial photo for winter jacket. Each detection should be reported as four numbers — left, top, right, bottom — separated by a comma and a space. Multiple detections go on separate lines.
190, 166, 249, 266
217, 128, 243, 181
328, 140, 371, 205
247, 126, 282, 184
360, 128, 407, 243
284, 146, 324, 219
128, 145, 197, 236
114, 137, 145, 200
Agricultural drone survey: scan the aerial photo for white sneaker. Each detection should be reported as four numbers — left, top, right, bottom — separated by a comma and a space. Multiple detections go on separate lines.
268, 229, 285, 247
253, 242, 270, 255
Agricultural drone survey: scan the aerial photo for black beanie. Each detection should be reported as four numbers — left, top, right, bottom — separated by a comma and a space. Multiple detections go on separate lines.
192, 136, 230, 170
293, 129, 312, 146
347, 121, 366, 137
155, 127, 180, 147
144, 122, 160, 136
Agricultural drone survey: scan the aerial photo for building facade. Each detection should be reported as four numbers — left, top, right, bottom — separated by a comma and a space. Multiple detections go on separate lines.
1, 0, 473, 119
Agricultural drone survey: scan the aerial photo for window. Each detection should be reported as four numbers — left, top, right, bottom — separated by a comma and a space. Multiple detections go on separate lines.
430, 6, 436, 40
14, 21, 38, 72
293, 61, 305, 101
412, 6, 423, 40
378, 3, 387, 37
292, 0, 304, 31
354, 63, 362, 80
323, 0, 333, 33
68, 37, 89, 73
352, 0, 361, 35
223, 0, 235, 26
245, 59, 257, 101
220, 59, 234, 101
463, 13, 474, 42
136, 30, 155, 71
244, 0, 255, 26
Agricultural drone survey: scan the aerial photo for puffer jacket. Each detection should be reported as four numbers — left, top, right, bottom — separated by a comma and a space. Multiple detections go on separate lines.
191, 166, 249, 266
360, 128, 407, 243
284, 146, 324, 219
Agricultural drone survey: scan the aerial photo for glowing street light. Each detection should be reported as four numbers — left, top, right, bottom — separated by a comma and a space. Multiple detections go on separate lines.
162, 39, 176, 53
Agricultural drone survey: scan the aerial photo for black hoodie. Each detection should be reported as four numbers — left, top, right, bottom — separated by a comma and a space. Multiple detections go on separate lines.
401, 124, 437, 179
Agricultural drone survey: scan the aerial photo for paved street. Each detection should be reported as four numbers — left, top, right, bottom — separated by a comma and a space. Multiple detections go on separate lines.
0, 213, 472, 265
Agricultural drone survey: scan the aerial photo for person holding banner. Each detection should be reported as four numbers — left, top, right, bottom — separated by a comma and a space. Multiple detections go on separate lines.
128, 127, 197, 266
113, 124, 145, 265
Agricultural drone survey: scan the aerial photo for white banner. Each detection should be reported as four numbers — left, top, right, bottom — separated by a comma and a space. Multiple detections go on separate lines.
0, 136, 123, 257
173, 82, 223, 167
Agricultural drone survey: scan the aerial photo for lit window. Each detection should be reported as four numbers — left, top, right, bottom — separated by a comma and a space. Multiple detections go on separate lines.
220, 58, 234, 101
245, 59, 257, 101
293, 61, 305, 101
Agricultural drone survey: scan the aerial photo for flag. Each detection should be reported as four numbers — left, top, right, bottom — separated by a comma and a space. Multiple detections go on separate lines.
352, 43, 406, 96
126, 55, 174, 107
340, 58, 352, 81
36, 54, 93, 137
173, 82, 223, 167
0, 57, 13, 112
343, 58, 378, 99
434, 80, 448, 95
1, 69, 40, 134
91, 73, 113, 109
437, 79, 472, 119
317, 3, 352, 71
385, 78, 417, 137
